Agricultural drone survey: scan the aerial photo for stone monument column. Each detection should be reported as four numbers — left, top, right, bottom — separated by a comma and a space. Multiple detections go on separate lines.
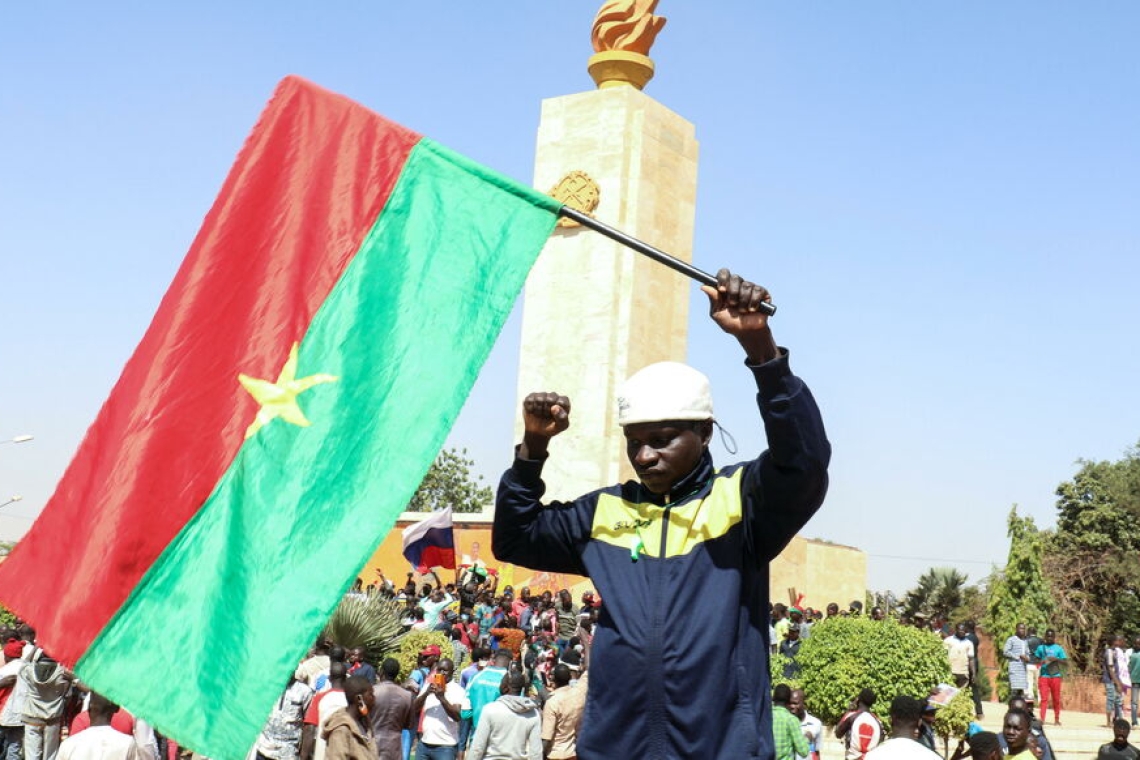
514, 0, 699, 500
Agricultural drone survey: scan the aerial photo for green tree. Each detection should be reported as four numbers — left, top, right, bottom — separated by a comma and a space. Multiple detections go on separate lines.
868, 590, 900, 617
902, 567, 968, 621
0, 543, 21, 627
948, 582, 989, 629
407, 447, 493, 513
985, 507, 1052, 700
797, 616, 951, 724
1046, 444, 1140, 671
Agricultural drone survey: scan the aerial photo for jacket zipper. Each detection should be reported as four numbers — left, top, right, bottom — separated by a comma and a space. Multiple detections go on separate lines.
647, 499, 672, 758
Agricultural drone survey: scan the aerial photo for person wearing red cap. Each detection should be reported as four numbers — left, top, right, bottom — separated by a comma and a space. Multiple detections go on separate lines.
411, 646, 442, 690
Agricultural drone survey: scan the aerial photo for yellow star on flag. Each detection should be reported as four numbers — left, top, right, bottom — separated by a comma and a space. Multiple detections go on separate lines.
238, 343, 338, 439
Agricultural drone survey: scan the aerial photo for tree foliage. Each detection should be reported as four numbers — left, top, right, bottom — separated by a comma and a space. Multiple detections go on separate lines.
902, 567, 969, 621
985, 508, 1052, 699
1046, 445, 1140, 671
407, 447, 493, 513
797, 617, 951, 724
948, 583, 989, 630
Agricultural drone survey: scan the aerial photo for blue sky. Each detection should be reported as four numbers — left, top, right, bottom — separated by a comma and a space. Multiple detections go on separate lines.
1, 3, 1137, 593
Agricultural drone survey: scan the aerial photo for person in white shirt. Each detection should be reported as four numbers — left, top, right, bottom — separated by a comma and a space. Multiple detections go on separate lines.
58, 694, 136, 760
413, 659, 465, 759
944, 623, 977, 688
791, 689, 822, 760
865, 695, 941, 760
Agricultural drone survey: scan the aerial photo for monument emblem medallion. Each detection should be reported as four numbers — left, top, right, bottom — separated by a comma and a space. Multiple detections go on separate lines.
549, 170, 601, 228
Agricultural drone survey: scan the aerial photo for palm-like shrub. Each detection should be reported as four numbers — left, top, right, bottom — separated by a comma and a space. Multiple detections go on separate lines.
321, 594, 405, 665
902, 567, 968, 620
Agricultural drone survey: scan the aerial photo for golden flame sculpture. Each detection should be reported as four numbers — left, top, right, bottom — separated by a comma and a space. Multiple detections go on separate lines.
591, 0, 667, 55
588, 0, 667, 90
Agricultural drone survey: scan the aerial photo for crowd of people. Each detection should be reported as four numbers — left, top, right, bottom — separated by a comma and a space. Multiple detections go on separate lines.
254, 572, 596, 760
6, 569, 1139, 760
0, 624, 162, 760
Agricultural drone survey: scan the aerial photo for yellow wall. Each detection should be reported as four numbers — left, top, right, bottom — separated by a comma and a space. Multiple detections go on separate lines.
770, 535, 868, 611
364, 519, 866, 609
361, 521, 594, 598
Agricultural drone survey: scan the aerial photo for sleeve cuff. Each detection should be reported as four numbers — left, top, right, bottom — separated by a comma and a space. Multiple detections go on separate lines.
512, 445, 547, 483
746, 347, 792, 399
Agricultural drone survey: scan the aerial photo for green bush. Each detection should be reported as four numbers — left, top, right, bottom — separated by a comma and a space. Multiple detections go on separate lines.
769, 650, 801, 691
393, 630, 450, 682
798, 617, 951, 724
933, 687, 976, 751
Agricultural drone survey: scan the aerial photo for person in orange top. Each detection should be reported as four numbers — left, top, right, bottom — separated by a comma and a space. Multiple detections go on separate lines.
490, 619, 525, 661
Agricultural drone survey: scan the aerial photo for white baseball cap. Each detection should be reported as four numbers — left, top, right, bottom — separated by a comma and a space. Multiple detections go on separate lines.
616, 362, 714, 426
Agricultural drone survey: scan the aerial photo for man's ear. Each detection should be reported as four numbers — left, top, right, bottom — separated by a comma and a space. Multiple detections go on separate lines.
699, 421, 714, 447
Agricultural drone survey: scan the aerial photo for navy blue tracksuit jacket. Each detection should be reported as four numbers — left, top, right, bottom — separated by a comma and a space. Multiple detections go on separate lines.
493, 351, 830, 759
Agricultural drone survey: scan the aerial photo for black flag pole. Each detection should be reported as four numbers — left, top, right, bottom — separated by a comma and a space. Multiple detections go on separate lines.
557, 206, 777, 316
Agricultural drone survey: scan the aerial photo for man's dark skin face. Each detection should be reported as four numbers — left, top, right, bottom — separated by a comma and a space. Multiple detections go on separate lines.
623, 420, 712, 496
1046, 631, 1057, 646
956, 624, 968, 639
1003, 713, 1029, 753
1114, 723, 1131, 748
1016, 624, 1027, 638
789, 690, 805, 719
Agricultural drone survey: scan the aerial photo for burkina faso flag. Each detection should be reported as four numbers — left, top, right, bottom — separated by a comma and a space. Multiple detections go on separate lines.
0, 76, 559, 758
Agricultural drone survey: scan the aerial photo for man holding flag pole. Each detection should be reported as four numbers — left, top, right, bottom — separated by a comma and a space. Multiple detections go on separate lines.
0, 73, 819, 760
494, 267, 831, 760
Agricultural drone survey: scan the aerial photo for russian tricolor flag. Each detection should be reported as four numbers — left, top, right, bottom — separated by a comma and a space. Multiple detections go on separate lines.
402, 507, 457, 572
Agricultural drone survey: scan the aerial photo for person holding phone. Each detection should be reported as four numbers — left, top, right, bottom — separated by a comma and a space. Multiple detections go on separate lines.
415, 660, 464, 760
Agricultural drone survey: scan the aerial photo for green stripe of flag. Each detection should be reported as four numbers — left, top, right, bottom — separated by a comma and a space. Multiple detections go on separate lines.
76, 138, 559, 758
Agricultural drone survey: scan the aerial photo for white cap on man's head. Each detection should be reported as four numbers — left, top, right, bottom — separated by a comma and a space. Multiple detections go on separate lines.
616, 362, 714, 427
